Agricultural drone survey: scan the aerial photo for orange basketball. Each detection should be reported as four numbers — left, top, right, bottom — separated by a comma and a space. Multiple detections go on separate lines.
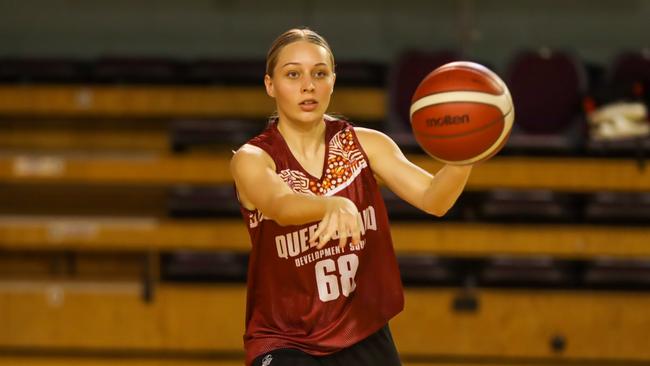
409, 61, 514, 164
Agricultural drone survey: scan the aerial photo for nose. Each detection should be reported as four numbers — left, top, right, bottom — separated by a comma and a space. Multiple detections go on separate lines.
301, 77, 315, 93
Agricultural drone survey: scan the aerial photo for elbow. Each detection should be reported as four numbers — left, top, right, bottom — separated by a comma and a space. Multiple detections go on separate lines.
427, 207, 448, 217
423, 196, 460, 217
424, 204, 450, 218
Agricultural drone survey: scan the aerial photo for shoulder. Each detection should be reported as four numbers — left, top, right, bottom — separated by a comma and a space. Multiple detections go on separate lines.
353, 126, 390, 140
230, 143, 275, 175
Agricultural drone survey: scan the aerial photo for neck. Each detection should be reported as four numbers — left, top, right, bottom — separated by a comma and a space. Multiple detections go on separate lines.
276, 115, 327, 157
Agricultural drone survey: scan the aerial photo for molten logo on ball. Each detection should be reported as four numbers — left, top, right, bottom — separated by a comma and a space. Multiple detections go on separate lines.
426, 114, 470, 127
410, 61, 514, 165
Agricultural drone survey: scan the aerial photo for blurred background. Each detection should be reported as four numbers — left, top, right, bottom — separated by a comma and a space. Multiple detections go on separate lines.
1, 0, 649, 365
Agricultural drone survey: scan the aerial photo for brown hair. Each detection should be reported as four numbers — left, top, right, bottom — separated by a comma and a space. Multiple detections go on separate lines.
266, 27, 335, 77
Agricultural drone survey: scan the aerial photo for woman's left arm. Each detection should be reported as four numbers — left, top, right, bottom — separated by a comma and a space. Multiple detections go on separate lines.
355, 127, 472, 217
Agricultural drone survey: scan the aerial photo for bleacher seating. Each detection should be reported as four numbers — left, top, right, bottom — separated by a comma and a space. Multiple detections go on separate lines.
3, 153, 648, 190
477, 189, 580, 223
1, 51, 650, 366
2, 283, 650, 362
584, 191, 650, 224
505, 49, 587, 153
610, 50, 650, 86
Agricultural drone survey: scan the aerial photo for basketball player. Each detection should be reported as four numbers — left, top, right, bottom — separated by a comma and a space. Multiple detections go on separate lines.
230, 28, 473, 366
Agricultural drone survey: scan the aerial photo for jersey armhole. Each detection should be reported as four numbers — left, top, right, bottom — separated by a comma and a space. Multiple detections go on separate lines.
234, 184, 256, 212
350, 126, 380, 186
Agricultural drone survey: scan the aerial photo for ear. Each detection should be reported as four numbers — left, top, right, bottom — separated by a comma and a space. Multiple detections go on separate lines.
264, 74, 275, 98
330, 72, 336, 95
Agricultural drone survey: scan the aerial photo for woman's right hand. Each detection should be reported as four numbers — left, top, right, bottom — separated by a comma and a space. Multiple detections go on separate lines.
309, 196, 363, 250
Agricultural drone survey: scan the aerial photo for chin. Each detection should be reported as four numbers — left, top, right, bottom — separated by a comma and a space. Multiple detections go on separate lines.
296, 111, 325, 123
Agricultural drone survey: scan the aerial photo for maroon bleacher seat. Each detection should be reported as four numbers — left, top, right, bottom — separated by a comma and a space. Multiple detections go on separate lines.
610, 50, 650, 85
506, 49, 587, 152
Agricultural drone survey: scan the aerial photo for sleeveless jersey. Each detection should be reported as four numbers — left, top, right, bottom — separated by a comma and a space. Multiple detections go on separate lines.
239, 119, 404, 365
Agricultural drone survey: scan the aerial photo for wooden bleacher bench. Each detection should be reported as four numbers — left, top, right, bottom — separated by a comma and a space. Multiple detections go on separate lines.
0, 154, 649, 191
0, 185, 168, 216
1, 283, 649, 362
0, 120, 169, 152
0, 85, 384, 121
1, 217, 649, 258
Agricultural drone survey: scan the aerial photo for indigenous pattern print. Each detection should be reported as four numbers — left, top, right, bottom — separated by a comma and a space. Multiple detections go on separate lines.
278, 169, 312, 195
279, 128, 368, 196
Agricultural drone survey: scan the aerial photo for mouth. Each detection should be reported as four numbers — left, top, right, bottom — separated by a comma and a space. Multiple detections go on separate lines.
299, 99, 319, 111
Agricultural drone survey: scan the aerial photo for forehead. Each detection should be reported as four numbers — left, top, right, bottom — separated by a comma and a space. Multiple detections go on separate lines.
276, 41, 332, 67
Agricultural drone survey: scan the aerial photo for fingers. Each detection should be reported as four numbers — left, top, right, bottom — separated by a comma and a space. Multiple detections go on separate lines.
350, 213, 362, 246
316, 214, 338, 249
313, 198, 364, 250
336, 211, 364, 249
310, 213, 330, 246
337, 222, 347, 249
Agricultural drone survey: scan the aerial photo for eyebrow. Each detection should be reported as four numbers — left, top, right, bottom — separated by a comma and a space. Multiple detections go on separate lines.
281, 62, 328, 68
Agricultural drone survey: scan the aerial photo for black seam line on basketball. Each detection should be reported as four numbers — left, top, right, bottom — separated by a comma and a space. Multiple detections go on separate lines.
412, 100, 504, 115
413, 109, 512, 139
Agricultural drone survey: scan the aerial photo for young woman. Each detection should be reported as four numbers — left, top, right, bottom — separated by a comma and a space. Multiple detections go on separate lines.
230, 28, 472, 366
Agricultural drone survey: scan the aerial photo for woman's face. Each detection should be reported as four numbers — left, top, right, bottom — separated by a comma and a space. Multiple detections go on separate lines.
265, 41, 336, 125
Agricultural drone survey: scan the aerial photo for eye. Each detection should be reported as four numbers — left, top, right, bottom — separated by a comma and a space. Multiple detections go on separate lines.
286, 71, 299, 78
314, 70, 328, 78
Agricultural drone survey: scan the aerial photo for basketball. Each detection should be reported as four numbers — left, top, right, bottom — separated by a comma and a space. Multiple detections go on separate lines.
409, 61, 514, 165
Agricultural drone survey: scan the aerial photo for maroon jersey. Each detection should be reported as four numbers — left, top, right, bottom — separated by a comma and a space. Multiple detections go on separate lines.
239, 118, 404, 365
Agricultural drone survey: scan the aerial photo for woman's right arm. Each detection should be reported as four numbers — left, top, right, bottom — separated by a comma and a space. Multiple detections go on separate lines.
230, 144, 361, 248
